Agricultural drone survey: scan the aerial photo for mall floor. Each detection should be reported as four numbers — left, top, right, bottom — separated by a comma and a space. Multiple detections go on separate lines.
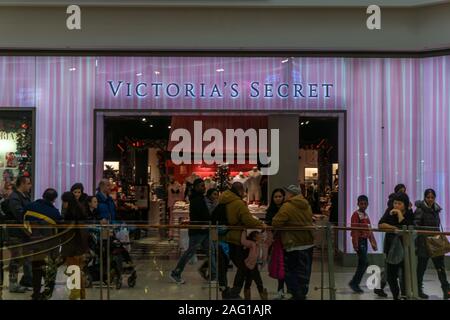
1, 236, 447, 300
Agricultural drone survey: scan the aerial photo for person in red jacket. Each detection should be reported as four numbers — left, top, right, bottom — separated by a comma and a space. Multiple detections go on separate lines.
349, 195, 378, 293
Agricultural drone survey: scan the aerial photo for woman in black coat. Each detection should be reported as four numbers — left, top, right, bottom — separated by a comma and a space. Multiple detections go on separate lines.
414, 188, 449, 300
61, 192, 90, 300
378, 192, 414, 300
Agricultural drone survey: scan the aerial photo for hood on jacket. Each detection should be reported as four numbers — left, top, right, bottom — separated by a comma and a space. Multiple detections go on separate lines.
415, 200, 442, 213
285, 194, 310, 210
219, 189, 242, 205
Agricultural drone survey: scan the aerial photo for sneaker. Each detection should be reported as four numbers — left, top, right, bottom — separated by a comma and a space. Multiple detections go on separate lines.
169, 271, 185, 285
418, 292, 429, 299
9, 283, 26, 293
198, 268, 208, 281
273, 290, 285, 300
374, 288, 388, 298
349, 282, 364, 294
443, 290, 449, 300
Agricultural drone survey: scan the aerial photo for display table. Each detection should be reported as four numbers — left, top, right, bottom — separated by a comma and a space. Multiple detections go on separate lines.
248, 204, 267, 221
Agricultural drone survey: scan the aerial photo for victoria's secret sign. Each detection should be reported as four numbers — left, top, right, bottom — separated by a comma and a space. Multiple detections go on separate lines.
107, 81, 333, 99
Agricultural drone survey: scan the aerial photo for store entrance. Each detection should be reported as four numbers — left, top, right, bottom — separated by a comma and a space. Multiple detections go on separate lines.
97, 113, 271, 227
95, 111, 345, 250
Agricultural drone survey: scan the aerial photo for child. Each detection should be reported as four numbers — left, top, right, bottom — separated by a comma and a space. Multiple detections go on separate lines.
349, 195, 378, 293
241, 230, 272, 300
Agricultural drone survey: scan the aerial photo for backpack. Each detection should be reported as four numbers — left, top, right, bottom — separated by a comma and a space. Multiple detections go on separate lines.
211, 203, 229, 236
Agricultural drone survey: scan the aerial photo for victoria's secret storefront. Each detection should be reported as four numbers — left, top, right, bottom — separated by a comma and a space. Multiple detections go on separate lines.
0, 55, 449, 253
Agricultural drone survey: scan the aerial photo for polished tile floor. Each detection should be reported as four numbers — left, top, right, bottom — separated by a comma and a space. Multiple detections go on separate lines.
1, 237, 448, 300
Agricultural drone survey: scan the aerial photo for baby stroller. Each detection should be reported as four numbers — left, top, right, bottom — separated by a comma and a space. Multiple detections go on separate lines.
85, 227, 137, 289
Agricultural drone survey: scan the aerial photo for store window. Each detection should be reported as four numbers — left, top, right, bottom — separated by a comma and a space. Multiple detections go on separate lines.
0, 110, 33, 196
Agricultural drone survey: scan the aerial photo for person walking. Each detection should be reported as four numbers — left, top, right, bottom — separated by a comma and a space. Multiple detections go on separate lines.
272, 185, 314, 300
219, 182, 264, 299
170, 179, 216, 284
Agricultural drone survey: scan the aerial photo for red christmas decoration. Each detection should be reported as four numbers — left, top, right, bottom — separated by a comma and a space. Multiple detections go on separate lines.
21, 123, 29, 129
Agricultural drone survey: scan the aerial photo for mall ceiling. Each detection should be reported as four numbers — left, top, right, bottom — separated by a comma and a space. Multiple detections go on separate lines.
0, 0, 447, 7
0, 0, 449, 52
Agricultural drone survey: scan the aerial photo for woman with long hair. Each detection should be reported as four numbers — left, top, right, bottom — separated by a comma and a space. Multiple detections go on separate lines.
266, 188, 286, 299
414, 188, 450, 300
61, 192, 90, 300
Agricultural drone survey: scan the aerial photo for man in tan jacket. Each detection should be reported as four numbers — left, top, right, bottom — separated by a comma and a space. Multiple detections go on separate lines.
272, 184, 314, 300
219, 182, 264, 299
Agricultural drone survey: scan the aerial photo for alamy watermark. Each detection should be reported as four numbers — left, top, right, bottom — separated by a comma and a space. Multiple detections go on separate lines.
366, 265, 382, 290
170, 121, 280, 175
66, 265, 81, 290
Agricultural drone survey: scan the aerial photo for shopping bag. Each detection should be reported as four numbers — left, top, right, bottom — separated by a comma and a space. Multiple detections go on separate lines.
426, 234, 450, 258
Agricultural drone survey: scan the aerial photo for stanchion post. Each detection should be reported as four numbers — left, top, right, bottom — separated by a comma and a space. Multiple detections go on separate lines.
326, 223, 336, 300
107, 225, 111, 300
408, 225, 419, 299
99, 224, 104, 300
402, 225, 413, 299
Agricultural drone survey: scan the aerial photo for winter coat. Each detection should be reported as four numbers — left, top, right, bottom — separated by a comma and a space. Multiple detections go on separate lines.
378, 207, 414, 255
7, 190, 31, 239
272, 194, 314, 250
241, 231, 272, 270
350, 210, 377, 250
218, 190, 263, 245
96, 191, 117, 222
188, 191, 211, 236
23, 199, 62, 260
61, 225, 90, 258
414, 200, 442, 258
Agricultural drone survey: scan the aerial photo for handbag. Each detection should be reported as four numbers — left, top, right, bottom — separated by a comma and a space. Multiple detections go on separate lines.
425, 226, 450, 258
386, 234, 404, 264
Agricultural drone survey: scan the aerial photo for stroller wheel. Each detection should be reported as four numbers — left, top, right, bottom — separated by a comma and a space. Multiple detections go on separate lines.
128, 274, 137, 288
115, 277, 122, 290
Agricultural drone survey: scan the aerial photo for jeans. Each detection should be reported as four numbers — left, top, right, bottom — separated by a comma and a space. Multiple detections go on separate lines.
228, 243, 249, 295
173, 233, 216, 278
386, 261, 406, 299
9, 256, 32, 286
217, 244, 229, 288
350, 239, 368, 286
284, 247, 314, 300
417, 255, 449, 293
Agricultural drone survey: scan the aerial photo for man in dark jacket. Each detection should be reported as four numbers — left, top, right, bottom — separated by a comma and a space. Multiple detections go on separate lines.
170, 178, 216, 284
7, 176, 33, 293
23, 188, 62, 300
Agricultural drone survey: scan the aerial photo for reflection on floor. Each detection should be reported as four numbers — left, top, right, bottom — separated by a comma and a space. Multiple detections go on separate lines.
1, 236, 448, 300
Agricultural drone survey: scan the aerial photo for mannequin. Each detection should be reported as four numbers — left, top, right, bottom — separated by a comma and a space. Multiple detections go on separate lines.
204, 175, 217, 191
232, 172, 247, 186
246, 167, 262, 205
168, 176, 184, 208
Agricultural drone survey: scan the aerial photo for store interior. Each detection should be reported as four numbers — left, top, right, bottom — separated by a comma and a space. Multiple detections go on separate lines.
101, 115, 340, 234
